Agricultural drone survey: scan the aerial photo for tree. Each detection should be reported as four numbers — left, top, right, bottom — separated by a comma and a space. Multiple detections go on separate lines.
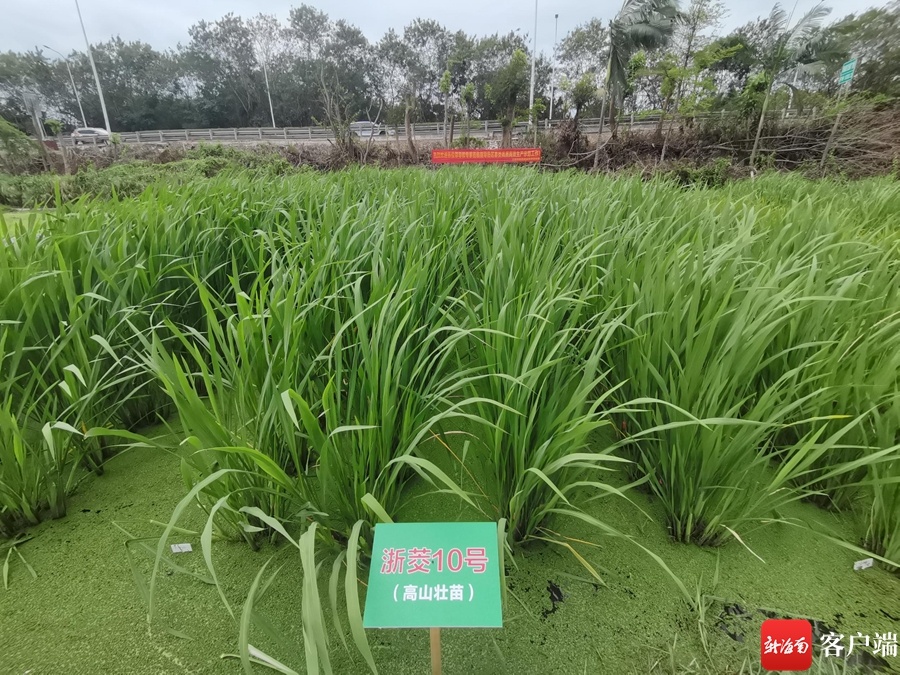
488, 49, 529, 147
682, 42, 744, 114
748, 3, 831, 165
322, 20, 374, 119
647, 52, 680, 133
375, 28, 421, 149
654, 7, 740, 160
600, 0, 679, 140
287, 4, 333, 125
375, 29, 411, 124
592, 0, 679, 169
289, 4, 331, 62
443, 32, 478, 142
401, 19, 454, 121
557, 19, 609, 79
627, 51, 651, 111
14, 40, 195, 131
0, 52, 46, 131
461, 81, 476, 146
824, 3, 900, 97
2, 40, 176, 131
183, 15, 265, 127
375, 19, 458, 148
446, 31, 477, 97
672, 0, 727, 93
318, 69, 357, 159
706, 34, 757, 100
569, 72, 597, 122
658, 0, 726, 141
0, 116, 36, 173
12, 4, 880, 138
469, 31, 530, 120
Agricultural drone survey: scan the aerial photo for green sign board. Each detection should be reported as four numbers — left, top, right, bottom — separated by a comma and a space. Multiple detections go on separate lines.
839, 58, 857, 85
363, 522, 503, 629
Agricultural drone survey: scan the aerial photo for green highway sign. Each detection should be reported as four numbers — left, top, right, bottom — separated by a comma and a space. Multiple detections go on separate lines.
839, 58, 857, 85
363, 522, 503, 629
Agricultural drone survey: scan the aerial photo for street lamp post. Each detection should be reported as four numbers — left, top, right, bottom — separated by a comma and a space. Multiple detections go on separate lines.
43, 45, 87, 128
528, 0, 538, 145
74, 0, 111, 133
549, 14, 559, 121
255, 41, 277, 128
261, 57, 276, 128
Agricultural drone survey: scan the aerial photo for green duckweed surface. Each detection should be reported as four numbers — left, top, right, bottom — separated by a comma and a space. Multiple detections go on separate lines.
1, 423, 898, 674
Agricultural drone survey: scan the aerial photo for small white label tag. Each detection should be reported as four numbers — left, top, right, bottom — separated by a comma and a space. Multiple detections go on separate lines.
853, 558, 873, 571
170, 543, 193, 553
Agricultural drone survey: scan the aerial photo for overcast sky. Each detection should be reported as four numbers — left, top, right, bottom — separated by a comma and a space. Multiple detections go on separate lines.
2, 0, 889, 58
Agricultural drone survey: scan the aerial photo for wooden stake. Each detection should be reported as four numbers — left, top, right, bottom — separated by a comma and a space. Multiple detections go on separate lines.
430, 627, 442, 675
27, 104, 50, 172
819, 109, 843, 174
820, 83, 850, 175
57, 133, 69, 175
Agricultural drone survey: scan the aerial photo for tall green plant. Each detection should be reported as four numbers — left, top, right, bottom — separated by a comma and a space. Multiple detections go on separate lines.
748, 2, 832, 165
866, 401, 900, 571
593, 0, 679, 165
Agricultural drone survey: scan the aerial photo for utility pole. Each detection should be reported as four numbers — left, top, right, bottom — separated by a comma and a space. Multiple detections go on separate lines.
44, 45, 87, 128
549, 14, 559, 120
528, 0, 538, 145
74, 0, 111, 133
261, 56, 276, 128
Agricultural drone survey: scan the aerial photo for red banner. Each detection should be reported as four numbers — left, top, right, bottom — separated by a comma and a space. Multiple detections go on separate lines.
431, 148, 542, 164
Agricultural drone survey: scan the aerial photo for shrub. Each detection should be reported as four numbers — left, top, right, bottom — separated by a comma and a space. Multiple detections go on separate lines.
0, 117, 38, 174
451, 137, 486, 148
665, 157, 733, 188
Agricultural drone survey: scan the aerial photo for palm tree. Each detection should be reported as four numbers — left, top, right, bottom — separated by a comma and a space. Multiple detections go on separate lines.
749, 2, 831, 166
593, 0, 679, 168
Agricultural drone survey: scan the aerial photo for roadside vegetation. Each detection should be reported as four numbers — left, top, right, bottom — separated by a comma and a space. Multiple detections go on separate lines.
2, 0, 897, 140
3, 1, 899, 185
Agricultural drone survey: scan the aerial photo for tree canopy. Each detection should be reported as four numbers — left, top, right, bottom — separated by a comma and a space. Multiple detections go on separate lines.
1, 2, 896, 133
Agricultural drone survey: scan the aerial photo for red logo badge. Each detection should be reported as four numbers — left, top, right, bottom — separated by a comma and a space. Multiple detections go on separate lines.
761, 619, 813, 671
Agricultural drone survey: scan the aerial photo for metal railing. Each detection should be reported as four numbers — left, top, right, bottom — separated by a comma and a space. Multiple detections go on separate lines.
61, 109, 814, 147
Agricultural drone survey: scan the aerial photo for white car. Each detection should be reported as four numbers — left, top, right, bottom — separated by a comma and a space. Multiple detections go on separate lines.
71, 127, 110, 145
349, 121, 395, 138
